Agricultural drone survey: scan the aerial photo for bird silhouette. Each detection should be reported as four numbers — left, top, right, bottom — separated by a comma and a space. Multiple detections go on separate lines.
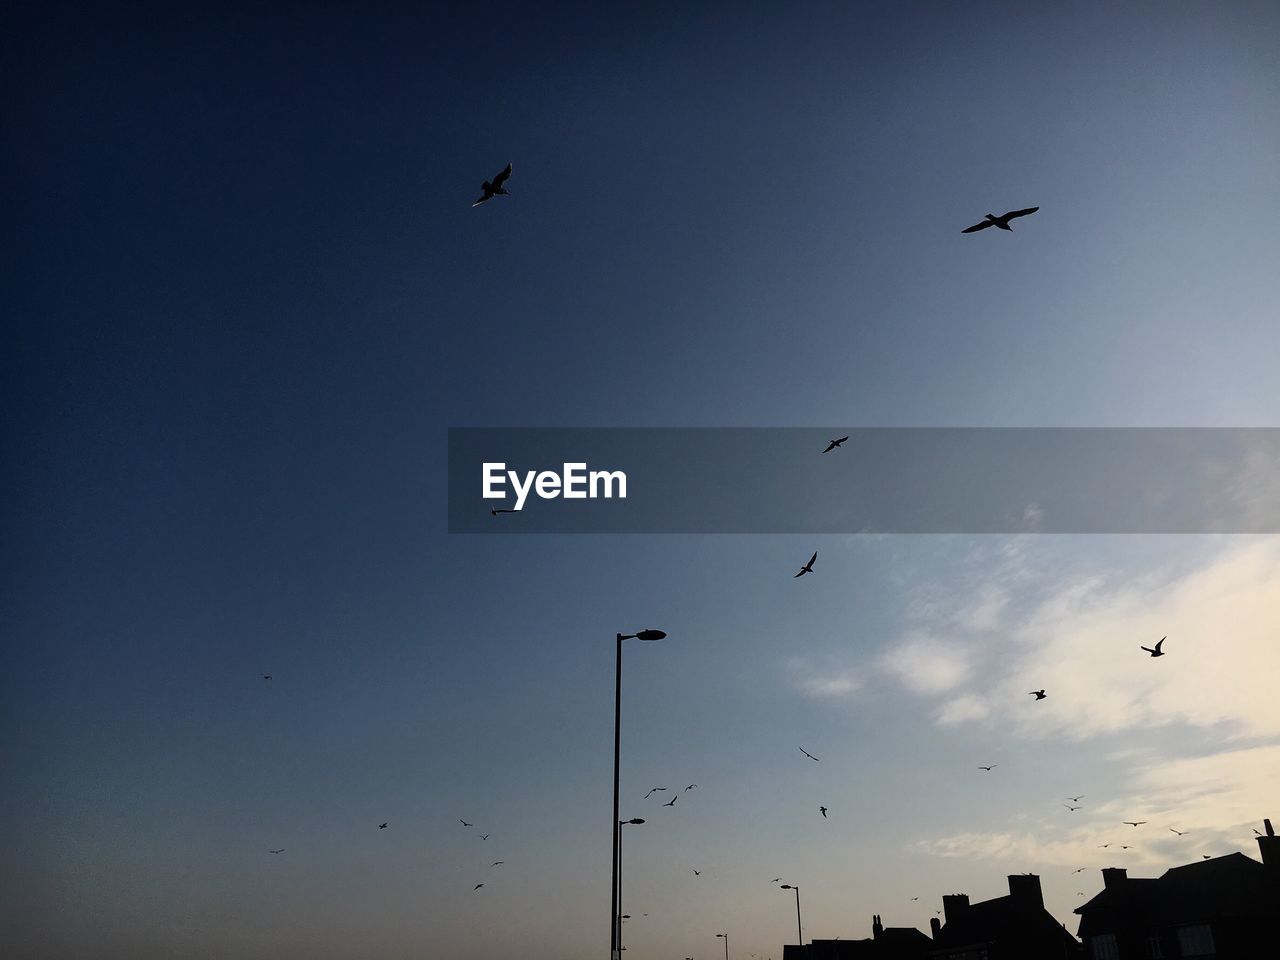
771, 877, 783, 883
460, 819, 473, 827
1030, 690, 1047, 700
1202, 854, 1211, 859
911, 897, 919, 901
1169, 828, 1185, 836
663, 795, 678, 807
961, 207, 1040, 233
261, 674, 272, 680
269, 848, 285, 854
1120, 845, 1133, 850
685, 784, 698, 791
474, 883, 485, 890
492, 861, 504, 866
794, 551, 817, 577
644, 787, 668, 799
472, 163, 512, 207
1065, 804, 1081, 812
823, 436, 849, 453
819, 806, 828, 818
1067, 796, 1085, 802
379, 822, 388, 829
693, 869, 701, 876
798, 747, 821, 762
1141, 637, 1166, 657
1123, 821, 1148, 827
491, 508, 517, 516
1099, 844, 1111, 848
1073, 868, 1085, 874
978, 765, 998, 771
479, 834, 490, 840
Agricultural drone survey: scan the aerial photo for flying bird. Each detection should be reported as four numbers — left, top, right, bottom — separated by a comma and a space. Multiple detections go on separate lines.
479, 834, 490, 840
269, 848, 285, 854
1099, 844, 1111, 848
472, 163, 512, 207
771, 878, 783, 883
685, 784, 698, 791
911, 897, 919, 901
1067, 796, 1085, 803
1029, 690, 1047, 700
378, 822, 388, 829
1170, 828, 1185, 836
474, 883, 485, 890
693, 869, 701, 876
1202, 855, 1211, 859
819, 806, 828, 818
492, 861, 504, 866
1120, 845, 1133, 850
823, 436, 849, 453
978, 765, 998, 771
460, 820, 473, 827
1141, 636, 1167, 657
261, 674, 272, 680
1065, 804, 1081, 812
1073, 868, 1086, 874
663, 795, 678, 807
1123, 821, 1148, 827
794, 551, 818, 578
798, 747, 821, 762
961, 206, 1040, 233
644, 787, 668, 799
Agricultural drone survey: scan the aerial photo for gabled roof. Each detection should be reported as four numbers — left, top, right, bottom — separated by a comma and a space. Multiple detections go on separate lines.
1075, 853, 1277, 925
935, 894, 1078, 950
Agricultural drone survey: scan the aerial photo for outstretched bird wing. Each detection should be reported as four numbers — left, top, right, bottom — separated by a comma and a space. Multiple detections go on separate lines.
962, 219, 995, 233
1004, 206, 1039, 220
492, 163, 513, 188
472, 193, 492, 207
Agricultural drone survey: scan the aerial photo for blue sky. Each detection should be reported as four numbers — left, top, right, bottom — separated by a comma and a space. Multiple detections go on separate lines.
4, 3, 1280, 959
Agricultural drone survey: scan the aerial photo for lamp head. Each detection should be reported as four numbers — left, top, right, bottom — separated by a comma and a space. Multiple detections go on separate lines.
635, 629, 666, 641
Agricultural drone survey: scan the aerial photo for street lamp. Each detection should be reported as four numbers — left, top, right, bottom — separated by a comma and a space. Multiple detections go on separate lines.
610, 629, 666, 960
780, 885, 803, 948
617, 818, 645, 956
716, 932, 729, 960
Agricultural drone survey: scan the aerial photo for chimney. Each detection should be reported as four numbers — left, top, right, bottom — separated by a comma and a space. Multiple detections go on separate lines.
1258, 817, 1280, 868
1101, 867, 1128, 889
872, 915, 883, 940
1007, 874, 1044, 909
930, 917, 942, 939
942, 894, 970, 924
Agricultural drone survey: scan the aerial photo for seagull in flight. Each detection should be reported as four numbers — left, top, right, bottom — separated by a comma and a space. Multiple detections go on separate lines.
693, 869, 701, 876
794, 551, 818, 577
492, 861, 504, 866
1123, 821, 1148, 827
1066, 796, 1085, 803
1029, 690, 1047, 700
474, 883, 485, 890
479, 834, 490, 840
261, 674, 272, 680
269, 848, 285, 854
1065, 804, 1081, 812
663, 795, 678, 807
961, 206, 1040, 233
798, 747, 821, 762
685, 784, 698, 791
771, 878, 783, 883
1120, 845, 1133, 849
1141, 636, 1166, 658
1073, 867, 1086, 874
1169, 828, 1185, 836
978, 765, 998, 771
819, 806, 828, 818
823, 436, 849, 453
460, 820, 473, 827
910, 897, 919, 901
472, 162, 512, 207
1099, 844, 1111, 848
644, 787, 668, 799
378, 822, 388, 829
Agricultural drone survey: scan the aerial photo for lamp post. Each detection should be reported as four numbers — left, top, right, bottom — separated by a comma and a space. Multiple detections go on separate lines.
617, 818, 644, 955
780, 885, 803, 949
716, 932, 729, 960
609, 629, 666, 960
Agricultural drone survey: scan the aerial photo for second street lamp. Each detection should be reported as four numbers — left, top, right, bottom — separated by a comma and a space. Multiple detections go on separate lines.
609, 629, 666, 960
780, 884, 803, 949
715, 932, 729, 960
617, 818, 644, 956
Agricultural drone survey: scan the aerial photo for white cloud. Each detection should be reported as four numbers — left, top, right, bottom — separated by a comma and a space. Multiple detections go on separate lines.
879, 634, 973, 695
800, 674, 862, 699
935, 693, 992, 726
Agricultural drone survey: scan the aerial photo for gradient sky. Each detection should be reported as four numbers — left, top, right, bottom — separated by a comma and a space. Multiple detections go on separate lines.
4, 3, 1280, 959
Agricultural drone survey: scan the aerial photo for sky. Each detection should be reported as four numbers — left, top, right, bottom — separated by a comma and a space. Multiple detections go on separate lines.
3, 2, 1280, 958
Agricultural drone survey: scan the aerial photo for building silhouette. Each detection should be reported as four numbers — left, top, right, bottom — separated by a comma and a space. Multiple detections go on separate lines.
925, 873, 1083, 959
782, 915, 933, 959
1073, 819, 1280, 959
